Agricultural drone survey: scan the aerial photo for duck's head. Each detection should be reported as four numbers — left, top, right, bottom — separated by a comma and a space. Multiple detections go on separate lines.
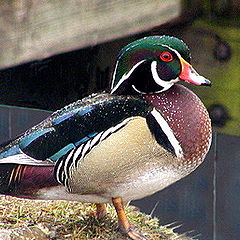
110, 36, 211, 95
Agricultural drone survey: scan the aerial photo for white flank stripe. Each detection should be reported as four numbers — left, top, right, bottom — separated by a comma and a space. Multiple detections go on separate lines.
61, 169, 65, 184
151, 108, 183, 158
81, 140, 91, 159
100, 118, 131, 141
90, 132, 103, 148
70, 118, 133, 171
56, 160, 64, 183
100, 128, 113, 141
73, 145, 84, 167
64, 149, 75, 178
110, 60, 145, 94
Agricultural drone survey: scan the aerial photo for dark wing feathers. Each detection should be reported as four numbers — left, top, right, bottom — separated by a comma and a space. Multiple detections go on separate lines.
0, 94, 152, 165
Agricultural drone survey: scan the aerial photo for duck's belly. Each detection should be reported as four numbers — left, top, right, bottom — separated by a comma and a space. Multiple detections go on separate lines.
65, 117, 185, 203
101, 166, 183, 203
36, 167, 183, 203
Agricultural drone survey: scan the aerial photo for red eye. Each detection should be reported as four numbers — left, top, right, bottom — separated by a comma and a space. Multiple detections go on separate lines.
159, 51, 174, 62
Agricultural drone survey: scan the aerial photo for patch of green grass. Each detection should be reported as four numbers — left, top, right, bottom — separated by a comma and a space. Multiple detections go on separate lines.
0, 196, 193, 239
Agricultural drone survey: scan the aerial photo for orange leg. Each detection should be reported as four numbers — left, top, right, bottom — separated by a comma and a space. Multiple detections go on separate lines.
96, 203, 107, 218
112, 197, 148, 240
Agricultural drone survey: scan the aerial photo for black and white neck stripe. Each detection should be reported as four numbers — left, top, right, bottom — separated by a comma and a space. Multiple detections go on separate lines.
147, 108, 183, 158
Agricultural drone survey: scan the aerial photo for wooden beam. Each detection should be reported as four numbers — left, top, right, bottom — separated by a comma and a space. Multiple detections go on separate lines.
0, 0, 180, 69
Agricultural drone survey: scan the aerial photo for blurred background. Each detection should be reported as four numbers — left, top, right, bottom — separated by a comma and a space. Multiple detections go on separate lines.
0, 0, 239, 239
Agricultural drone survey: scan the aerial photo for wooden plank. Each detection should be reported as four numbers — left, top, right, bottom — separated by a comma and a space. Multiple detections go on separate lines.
0, 0, 180, 69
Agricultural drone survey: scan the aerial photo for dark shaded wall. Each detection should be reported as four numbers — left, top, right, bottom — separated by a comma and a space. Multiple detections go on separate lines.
0, 48, 99, 111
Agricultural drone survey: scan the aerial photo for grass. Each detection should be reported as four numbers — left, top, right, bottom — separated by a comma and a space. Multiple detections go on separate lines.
0, 196, 194, 240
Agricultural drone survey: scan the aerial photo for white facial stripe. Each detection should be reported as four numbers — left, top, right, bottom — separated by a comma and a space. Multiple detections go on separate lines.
151, 61, 179, 91
162, 45, 209, 85
151, 108, 183, 158
111, 59, 119, 90
110, 60, 146, 94
111, 45, 188, 94
131, 84, 168, 95
161, 44, 183, 59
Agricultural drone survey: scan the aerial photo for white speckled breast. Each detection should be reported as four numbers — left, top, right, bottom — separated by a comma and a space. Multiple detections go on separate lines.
142, 84, 212, 171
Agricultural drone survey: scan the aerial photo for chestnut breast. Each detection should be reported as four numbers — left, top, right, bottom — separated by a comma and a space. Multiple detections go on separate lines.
142, 84, 212, 171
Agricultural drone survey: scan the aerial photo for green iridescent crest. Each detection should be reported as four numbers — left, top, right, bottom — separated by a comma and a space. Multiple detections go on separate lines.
111, 36, 191, 92
119, 36, 190, 62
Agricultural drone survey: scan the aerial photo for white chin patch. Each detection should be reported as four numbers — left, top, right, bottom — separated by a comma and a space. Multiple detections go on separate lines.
151, 61, 179, 92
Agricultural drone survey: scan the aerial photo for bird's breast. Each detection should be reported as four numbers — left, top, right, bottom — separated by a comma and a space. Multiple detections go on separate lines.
142, 84, 212, 171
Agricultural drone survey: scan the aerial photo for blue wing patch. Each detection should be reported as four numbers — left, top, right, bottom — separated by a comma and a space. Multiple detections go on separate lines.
75, 132, 98, 146
19, 128, 55, 149
51, 105, 94, 125
0, 145, 21, 159
51, 112, 75, 125
49, 143, 75, 161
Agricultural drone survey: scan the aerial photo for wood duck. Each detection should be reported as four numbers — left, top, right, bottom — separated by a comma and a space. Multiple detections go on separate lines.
0, 36, 212, 240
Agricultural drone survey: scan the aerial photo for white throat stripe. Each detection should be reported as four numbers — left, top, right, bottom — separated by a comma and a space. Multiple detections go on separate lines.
151, 61, 178, 91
